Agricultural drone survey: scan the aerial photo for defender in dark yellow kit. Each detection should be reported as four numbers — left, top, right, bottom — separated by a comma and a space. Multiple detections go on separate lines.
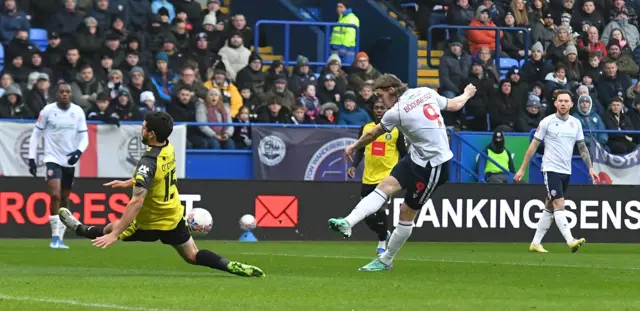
347, 100, 407, 256
58, 112, 264, 277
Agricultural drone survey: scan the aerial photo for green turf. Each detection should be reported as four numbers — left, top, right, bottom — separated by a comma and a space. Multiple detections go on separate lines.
0, 239, 639, 311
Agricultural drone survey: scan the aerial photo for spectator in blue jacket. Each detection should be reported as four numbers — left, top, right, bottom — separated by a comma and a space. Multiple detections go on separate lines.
572, 94, 609, 149
150, 52, 178, 103
0, 0, 30, 45
152, 0, 175, 23
338, 91, 371, 125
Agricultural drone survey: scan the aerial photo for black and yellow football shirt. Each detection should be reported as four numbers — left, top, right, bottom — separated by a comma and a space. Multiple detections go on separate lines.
355, 121, 407, 185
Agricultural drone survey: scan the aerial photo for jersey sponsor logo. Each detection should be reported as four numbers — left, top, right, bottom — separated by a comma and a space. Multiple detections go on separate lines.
304, 137, 356, 181
119, 133, 146, 173
15, 130, 45, 171
258, 135, 287, 166
371, 141, 386, 156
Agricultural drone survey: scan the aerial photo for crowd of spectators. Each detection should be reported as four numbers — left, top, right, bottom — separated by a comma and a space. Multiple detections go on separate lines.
436, 0, 640, 154
0, 0, 385, 150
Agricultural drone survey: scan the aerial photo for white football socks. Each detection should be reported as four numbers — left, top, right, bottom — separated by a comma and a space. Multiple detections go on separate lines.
344, 189, 388, 228
49, 215, 60, 238
532, 209, 553, 245
553, 209, 575, 244
377, 241, 386, 249
380, 220, 413, 265
57, 212, 67, 241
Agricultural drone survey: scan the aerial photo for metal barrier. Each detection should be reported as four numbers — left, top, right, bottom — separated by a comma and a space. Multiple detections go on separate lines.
254, 20, 360, 67
426, 25, 530, 70
449, 128, 515, 183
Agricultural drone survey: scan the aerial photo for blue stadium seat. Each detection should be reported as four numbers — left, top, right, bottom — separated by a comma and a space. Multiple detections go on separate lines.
0, 44, 4, 66
633, 78, 638, 86
30, 28, 48, 50
498, 58, 519, 70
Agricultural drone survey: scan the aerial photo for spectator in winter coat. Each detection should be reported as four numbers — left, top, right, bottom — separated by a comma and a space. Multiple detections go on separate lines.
290, 103, 314, 125
0, 73, 14, 98
517, 93, 543, 132
317, 54, 348, 94
511, 0, 529, 26
576, 84, 605, 116
201, 0, 228, 31
171, 19, 191, 53
528, 0, 547, 25
76, 17, 104, 61
218, 31, 251, 81
203, 68, 243, 117
348, 52, 382, 91
235, 53, 266, 101
0, 84, 33, 118
196, 88, 235, 150
601, 13, 640, 50
489, 80, 519, 131
572, 0, 604, 34
475, 47, 500, 85
49, 0, 84, 40
506, 66, 528, 102
5, 29, 38, 65
544, 64, 570, 105
152, 0, 175, 23
439, 41, 472, 98
112, 87, 141, 121
289, 55, 316, 95
572, 95, 608, 148
547, 26, 575, 65
0, 0, 30, 45
43, 32, 64, 69
87, 0, 112, 34
468, 6, 503, 55
226, 13, 258, 49
255, 96, 290, 124
26, 73, 53, 115
597, 60, 632, 108
238, 85, 262, 113
128, 0, 151, 31
296, 83, 320, 121
357, 83, 376, 118
87, 92, 120, 126
139, 91, 164, 117
608, 0, 637, 26
564, 44, 583, 83
127, 67, 162, 107
463, 62, 493, 131
174, 66, 208, 100
531, 11, 556, 51
71, 65, 105, 113
145, 15, 171, 54
191, 33, 219, 81
232, 106, 252, 149
169, 86, 208, 148
315, 102, 339, 125
265, 77, 296, 111
583, 52, 604, 82
501, 11, 528, 59
607, 28, 634, 54
605, 39, 638, 77
577, 26, 607, 61
338, 91, 371, 126
444, 0, 474, 42
4, 55, 31, 85
522, 42, 551, 84
150, 52, 179, 103
603, 97, 637, 153
263, 61, 285, 94
317, 74, 343, 105
628, 96, 640, 136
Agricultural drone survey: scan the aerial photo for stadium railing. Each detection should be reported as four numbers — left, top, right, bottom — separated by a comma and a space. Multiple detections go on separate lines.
449, 128, 515, 183
527, 128, 640, 183
426, 25, 530, 73
254, 20, 360, 68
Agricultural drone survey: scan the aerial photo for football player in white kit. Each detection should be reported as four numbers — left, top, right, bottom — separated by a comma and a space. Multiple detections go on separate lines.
514, 90, 598, 253
328, 74, 477, 271
28, 84, 89, 249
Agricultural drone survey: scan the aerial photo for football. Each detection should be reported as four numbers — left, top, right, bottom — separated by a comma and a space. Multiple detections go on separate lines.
239, 214, 257, 231
186, 208, 213, 235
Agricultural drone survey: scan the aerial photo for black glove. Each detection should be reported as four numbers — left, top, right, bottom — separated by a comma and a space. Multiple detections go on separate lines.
28, 159, 37, 177
67, 150, 82, 165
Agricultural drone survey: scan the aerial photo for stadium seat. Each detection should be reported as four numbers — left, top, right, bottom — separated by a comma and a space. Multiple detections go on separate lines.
633, 78, 638, 86
30, 28, 48, 50
0, 44, 4, 65
498, 58, 519, 70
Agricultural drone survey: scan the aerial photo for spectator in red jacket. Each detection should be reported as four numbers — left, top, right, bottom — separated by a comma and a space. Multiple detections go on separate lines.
578, 26, 607, 61
468, 6, 503, 55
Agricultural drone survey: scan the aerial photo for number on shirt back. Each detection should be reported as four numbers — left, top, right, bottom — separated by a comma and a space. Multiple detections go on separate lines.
423, 104, 443, 127
163, 168, 177, 202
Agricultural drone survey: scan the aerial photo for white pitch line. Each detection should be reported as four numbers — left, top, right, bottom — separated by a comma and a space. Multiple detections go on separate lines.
240, 252, 640, 271
0, 294, 175, 311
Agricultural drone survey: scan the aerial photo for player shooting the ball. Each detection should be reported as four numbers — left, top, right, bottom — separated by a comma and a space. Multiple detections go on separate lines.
58, 112, 265, 277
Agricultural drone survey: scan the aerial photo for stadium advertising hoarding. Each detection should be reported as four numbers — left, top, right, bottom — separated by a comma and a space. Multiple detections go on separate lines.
0, 178, 638, 242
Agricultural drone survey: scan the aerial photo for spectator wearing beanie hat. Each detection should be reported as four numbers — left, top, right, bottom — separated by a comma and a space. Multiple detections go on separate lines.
218, 30, 251, 81
522, 42, 551, 84
318, 54, 348, 94
265, 76, 296, 111
236, 53, 267, 101
139, 91, 164, 117
563, 43, 582, 83
330, 0, 360, 65
150, 52, 179, 103
315, 102, 340, 125
338, 90, 371, 125
489, 79, 519, 131
517, 93, 543, 132
152, 0, 176, 23
289, 55, 316, 94
348, 51, 382, 91
605, 39, 638, 77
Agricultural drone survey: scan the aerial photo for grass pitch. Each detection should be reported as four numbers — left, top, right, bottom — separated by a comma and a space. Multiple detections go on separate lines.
0, 240, 638, 311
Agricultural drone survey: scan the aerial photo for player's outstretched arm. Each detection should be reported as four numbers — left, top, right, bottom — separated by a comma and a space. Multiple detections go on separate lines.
576, 140, 599, 183
445, 84, 477, 112
92, 187, 146, 249
514, 139, 541, 183
104, 179, 135, 188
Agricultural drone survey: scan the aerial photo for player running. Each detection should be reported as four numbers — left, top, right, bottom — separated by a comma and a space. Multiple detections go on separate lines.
329, 74, 476, 271
514, 90, 598, 253
347, 99, 407, 256
58, 112, 264, 277
28, 83, 88, 249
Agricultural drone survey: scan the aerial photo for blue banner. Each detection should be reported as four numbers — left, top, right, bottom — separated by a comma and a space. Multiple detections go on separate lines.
252, 127, 363, 181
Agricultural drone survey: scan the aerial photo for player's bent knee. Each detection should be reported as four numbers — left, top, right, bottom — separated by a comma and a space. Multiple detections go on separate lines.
174, 238, 199, 264
552, 198, 565, 210
399, 203, 419, 222
377, 176, 401, 196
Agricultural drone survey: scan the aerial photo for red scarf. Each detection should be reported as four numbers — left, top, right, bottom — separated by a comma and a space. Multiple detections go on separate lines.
207, 105, 228, 135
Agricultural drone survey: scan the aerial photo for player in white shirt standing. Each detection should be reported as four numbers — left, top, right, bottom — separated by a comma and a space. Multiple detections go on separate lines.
514, 90, 598, 253
28, 84, 89, 249
328, 74, 477, 271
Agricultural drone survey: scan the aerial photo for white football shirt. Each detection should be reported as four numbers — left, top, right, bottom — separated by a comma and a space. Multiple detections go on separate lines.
29, 103, 88, 168
380, 87, 453, 167
534, 114, 584, 174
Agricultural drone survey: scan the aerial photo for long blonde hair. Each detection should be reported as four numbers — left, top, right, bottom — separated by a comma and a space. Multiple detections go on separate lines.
511, 0, 529, 26
373, 74, 408, 97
